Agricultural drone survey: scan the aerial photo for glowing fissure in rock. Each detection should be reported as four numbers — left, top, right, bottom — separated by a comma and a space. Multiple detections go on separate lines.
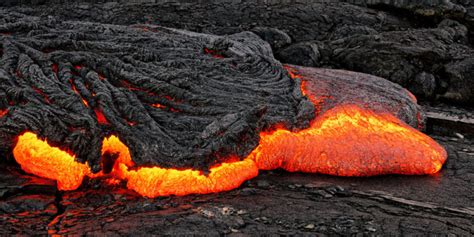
51, 64, 58, 75
284, 65, 333, 116
152, 103, 166, 109
69, 79, 89, 107
32, 87, 51, 104
204, 47, 224, 59
94, 108, 109, 125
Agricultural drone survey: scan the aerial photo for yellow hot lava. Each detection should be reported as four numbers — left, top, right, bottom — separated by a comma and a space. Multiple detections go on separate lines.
13, 133, 258, 197
13, 133, 90, 190
101, 135, 259, 197
252, 105, 446, 176
12, 103, 446, 197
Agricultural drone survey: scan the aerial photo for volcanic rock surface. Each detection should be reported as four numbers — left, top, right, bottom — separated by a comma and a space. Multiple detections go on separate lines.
0, 1, 472, 235
0, 8, 431, 175
10, 0, 472, 104
0, 11, 316, 172
289, 65, 424, 128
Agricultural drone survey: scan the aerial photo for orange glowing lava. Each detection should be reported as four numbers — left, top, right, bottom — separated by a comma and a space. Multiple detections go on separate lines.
101, 135, 259, 197
13, 133, 258, 197
11, 67, 447, 197
13, 133, 90, 190
12, 104, 446, 197
252, 105, 446, 176
152, 103, 166, 109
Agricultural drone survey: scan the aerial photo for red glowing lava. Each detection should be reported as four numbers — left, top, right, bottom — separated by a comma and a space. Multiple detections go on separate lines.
204, 48, 224, 58
94, 108, 109, 125
52, 64, 58, 75
0, 109, 8, 117
12, 103, 446, 197
252, 105, 446, 176
10, 66, 448, 197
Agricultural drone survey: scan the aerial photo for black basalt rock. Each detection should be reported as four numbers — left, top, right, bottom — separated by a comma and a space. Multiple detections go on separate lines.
250, 27, 292, 52
0, 11, 314, 172
277, 42, 321, 67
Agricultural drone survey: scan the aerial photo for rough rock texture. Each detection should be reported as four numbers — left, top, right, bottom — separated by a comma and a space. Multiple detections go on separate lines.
344, 0, 467, 17
250, 27, 292, 52
423, 103, 474, 139
279, 19, 474, 104
0, 1, 471, 235
442, 55, 474, 103
1, 5, 438, 174
1, 135, 472, 235
6, 0, 413, 41
322, 24, 469, 92
408, 71, 437, 99
8, 0, 470, 104
0, 11, 315, 172
277, 43, 321, 67
292, 66, 424, 128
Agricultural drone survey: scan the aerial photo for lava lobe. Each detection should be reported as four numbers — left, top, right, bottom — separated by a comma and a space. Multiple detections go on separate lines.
1, 11, 447, 197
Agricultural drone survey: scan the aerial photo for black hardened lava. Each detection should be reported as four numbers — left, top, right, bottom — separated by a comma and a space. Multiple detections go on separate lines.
0, 11, 315, 172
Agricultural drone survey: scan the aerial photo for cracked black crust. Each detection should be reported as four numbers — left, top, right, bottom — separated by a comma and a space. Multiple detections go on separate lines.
0, 11, 314, 172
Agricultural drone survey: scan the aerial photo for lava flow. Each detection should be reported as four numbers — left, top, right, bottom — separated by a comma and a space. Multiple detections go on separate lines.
12, 102, 447, 197
252, 105, 446, 176
13, 133, 259, 197
11, 65, 447, 198
13, 132, 90, 190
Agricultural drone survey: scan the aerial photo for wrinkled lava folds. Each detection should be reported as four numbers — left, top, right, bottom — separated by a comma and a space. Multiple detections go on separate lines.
1, 12, 447, 197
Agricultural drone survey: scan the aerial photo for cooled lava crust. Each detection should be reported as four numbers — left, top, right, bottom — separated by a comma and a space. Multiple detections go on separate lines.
0, 12, 447, 197
0, 12, 315, 171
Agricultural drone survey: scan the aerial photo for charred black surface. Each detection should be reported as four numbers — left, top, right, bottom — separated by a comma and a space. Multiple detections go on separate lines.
0, 11, 314, 172
5, 0, 413, 41
8, 0, 472, 104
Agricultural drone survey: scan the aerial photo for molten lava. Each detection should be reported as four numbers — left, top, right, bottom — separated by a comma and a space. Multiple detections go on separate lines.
13, 133, 259, 197
11, 66, 447, 197
252, 105, 446, 176
94, 108, 109, 125
101, 136, 258, 197
13, 133, 90, 190
12, 103, 446, 197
